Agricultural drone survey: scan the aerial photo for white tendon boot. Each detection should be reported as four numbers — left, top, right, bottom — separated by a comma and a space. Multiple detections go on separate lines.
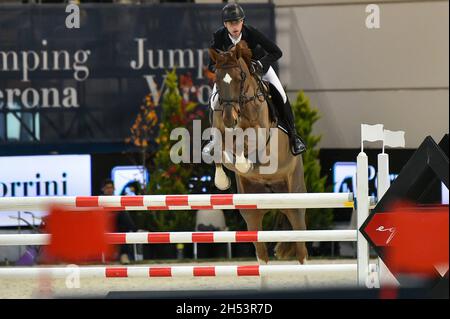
214, 165, 231, 190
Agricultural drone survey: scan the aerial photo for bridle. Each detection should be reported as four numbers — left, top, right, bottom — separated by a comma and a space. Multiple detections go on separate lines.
213, 60, 266, 116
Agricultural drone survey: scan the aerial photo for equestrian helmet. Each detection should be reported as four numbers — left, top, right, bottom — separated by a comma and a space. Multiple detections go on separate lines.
222, 3, 245, 23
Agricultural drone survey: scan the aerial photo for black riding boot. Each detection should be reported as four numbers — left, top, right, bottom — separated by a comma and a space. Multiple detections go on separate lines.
281, 99, 307, 156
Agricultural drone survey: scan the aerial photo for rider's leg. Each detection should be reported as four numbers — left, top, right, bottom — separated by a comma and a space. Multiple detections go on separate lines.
202, 84, 220, 155
262, 67, 306, 156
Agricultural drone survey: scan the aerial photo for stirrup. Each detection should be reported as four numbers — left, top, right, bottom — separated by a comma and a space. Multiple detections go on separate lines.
290, 135, 307, 156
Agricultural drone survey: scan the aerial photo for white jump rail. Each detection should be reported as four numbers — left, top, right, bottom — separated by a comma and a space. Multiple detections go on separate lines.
0, 230, 357, 246
0, 192, 378, 211
0, 264, 361, 279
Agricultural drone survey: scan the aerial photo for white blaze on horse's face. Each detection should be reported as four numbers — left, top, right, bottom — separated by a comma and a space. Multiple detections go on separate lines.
223, 73, 232, 84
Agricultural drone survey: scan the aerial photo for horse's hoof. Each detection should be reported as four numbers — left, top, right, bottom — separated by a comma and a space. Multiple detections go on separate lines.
215, 176, 231, 190
215, 167, 231, 190
235, 152, 253, 174
235, 162, 253, 174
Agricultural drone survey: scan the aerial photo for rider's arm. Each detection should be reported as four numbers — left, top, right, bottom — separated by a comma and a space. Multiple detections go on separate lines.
247, 25, 282, 74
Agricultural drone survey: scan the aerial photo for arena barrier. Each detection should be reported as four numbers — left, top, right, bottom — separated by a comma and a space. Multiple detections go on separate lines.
0, 151, 377, 287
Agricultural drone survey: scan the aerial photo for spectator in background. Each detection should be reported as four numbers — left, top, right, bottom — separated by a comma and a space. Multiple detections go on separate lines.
195, 209, 228, 259
101, 178, 137, 265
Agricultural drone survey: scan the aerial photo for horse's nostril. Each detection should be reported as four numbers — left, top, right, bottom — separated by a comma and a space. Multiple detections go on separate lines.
224, 119, 238, 129
223, 116, 235, 128
223, 104, 238, 128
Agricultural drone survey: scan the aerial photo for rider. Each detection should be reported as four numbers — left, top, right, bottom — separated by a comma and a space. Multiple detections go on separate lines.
203, 2, 307, 156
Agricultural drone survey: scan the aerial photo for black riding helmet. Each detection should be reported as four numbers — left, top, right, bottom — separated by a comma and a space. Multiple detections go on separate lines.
222, 3, 245, 23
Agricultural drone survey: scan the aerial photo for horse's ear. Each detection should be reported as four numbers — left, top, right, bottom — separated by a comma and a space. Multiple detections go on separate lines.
209, 48, 219, 63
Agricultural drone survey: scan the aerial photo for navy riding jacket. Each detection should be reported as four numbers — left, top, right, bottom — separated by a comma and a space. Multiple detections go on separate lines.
208, 24, 282, 74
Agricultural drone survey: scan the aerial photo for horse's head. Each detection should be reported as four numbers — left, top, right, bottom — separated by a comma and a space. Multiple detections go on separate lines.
209, 41, 256, 128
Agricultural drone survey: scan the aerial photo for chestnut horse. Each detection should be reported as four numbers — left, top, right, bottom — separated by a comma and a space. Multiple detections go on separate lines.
208, 41, 308, 265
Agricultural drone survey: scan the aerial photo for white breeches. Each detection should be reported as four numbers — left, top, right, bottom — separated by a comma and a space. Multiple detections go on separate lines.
210, 66, 287, 110
262, 66, 287, 104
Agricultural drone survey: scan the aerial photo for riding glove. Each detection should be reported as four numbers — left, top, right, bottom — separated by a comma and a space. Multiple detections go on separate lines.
250, 60, 264, 76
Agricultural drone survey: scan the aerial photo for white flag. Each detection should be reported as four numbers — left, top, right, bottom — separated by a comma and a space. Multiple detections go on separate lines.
384, 129, 405, 148
361, 124, 384, 143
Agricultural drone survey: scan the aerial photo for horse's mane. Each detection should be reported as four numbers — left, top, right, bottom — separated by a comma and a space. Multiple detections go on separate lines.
215, 40, 253, 71
235, 41, 253, 69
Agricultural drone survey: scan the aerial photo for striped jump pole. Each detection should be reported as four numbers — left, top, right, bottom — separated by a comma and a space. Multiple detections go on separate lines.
0, 264, 360, 279
0, 230, 358, 246
0, 193, 358, 211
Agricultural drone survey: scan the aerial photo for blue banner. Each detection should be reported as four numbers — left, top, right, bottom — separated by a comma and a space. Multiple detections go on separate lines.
0, 4, 275, 145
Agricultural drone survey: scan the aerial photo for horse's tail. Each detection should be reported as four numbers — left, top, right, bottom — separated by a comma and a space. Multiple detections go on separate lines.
273, 213, 297, 259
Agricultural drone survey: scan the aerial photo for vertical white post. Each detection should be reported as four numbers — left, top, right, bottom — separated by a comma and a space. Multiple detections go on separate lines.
193, 243, 198, 260
356, 151, 370, 287
377, 153, 399, 287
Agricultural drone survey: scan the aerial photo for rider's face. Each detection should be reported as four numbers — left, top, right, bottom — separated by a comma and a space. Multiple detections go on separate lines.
224, 19, 244, 38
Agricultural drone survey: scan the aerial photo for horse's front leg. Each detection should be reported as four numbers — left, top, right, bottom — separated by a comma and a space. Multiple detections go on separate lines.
233, 130, 255, 174
202, 107, 222, 158
203, 106, 231, 190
